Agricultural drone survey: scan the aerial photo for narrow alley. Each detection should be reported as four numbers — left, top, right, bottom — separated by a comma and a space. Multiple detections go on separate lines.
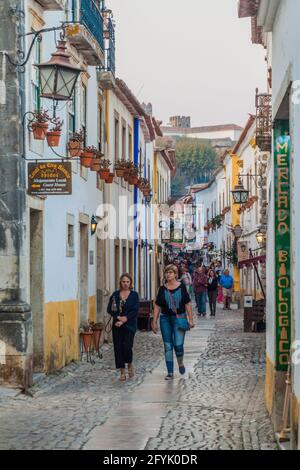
0, 307, 276, 451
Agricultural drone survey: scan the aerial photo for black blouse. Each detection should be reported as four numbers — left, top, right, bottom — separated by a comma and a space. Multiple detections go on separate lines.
155, 283, 191, 316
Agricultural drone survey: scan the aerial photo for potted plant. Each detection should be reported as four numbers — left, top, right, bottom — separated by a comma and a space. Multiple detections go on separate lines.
123, 161, 133, 182
98, 158, 111, 180
89, 321, 104, 358
104, 172, 115, 184
115, 158, 127, 177
68, 129, 84, 157
80, 145, 97, 168
79, 321, 93, 354
31, 109, 50, 140
129, 164, 139, 185
46, 117, 63, 147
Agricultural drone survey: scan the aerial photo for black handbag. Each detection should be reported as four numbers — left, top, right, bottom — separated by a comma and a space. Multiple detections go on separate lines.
167, 289, 190, 332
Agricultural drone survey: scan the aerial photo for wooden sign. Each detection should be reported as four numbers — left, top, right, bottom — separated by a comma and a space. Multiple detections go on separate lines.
28, 162, 72, 196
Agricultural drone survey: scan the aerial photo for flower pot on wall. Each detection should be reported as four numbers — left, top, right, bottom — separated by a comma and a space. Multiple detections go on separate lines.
80, 152, 95, 168
32, 122, 49, 140
105, 172, 114, 184
99, 169, 110, 180
68, 140, 82, 157
90, 158, 102, 172
46, 131, 61, 147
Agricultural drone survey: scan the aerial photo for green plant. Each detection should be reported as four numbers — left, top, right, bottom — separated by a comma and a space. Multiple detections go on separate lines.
33, 108, 50, 122
49, 117, 63, 132
69, 129, 84, 142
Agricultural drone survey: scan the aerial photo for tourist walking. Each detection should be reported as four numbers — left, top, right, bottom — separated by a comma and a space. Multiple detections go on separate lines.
193, 266, 208, 316
152, 265, 194, 380
107, 273, 139, 381
207, 269, 218, 316
180, 265, 193, 295
219, 269, 234, 310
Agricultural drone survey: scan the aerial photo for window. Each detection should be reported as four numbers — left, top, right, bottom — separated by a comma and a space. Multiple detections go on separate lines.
67, 0, 78, 22
81, 84, 87, 146
31, 31, 41, 112
114, 117, 119, 162
80, 84, 88, 179
128, 127, 133, 161
66, 214, 75, 257
122, 125, 126, 159
68, 89, 76, 140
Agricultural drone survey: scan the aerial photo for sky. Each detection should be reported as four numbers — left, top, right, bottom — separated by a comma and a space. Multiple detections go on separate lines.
107, 0, 267, 128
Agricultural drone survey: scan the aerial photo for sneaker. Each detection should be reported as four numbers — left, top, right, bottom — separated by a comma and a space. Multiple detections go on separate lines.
179, 366, 186, 375
164, 374, 174, 380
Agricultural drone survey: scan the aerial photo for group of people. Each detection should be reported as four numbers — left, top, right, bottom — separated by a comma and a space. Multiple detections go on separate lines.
180, 264, 234, 316
106, 260, 233, 383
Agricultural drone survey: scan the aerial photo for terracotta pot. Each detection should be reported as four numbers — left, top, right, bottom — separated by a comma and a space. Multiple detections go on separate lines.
105, 172, 114, 184
99, 169, 110, 180
90, 158, 102, 172
46, 131, 61, 147
92, 327, 103, 352
80, 152, 95, 168
80, 331, 93, 353
128, 174, 135, 185
123, 170, 130, 181
132, 175, 139, 185
68, 140, 82, 157
116, 168, 125, 177
31, 121, 48, 140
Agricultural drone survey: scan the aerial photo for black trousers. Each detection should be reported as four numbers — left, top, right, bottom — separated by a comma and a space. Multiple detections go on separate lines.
208, 291, 217, 315
112, 325, 135, 369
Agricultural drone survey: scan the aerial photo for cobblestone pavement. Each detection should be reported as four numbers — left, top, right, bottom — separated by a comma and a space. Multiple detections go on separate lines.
0, 332, 163, 450
146, 309, 278, 450
0, 308, 277, 450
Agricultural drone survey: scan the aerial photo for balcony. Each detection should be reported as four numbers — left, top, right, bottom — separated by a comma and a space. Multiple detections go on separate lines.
97, 11, 115, 89
255, 89, 272, 152
35, 0, 64, 9
66, 0, 105, 66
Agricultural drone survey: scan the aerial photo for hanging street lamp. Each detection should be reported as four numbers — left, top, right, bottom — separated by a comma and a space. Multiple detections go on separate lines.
35, 39, 82, 101
91, 215, 98, 236
231, 175, 249, 205
256, 228, 266, 245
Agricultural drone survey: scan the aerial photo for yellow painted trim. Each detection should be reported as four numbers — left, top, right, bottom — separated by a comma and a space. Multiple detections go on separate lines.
265, 354, 275, 415
44, 300, 79, 373
231, 152, 241, 293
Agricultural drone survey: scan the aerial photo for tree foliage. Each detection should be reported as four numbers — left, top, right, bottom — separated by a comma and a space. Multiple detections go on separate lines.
171, 137, 218, 196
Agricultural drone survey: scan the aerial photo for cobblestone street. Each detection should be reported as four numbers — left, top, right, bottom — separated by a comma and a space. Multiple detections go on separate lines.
0, 307, 277, 450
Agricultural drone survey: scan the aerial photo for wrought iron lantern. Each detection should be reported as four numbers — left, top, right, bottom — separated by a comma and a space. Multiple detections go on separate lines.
35, 40, 82, 101
91, 215, 98, 236
231, 175, 249, 205
256, 228, 266, 245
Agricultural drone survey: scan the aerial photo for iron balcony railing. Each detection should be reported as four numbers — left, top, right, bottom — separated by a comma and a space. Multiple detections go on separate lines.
80, 0, 104, 51
255, 88, 272, 152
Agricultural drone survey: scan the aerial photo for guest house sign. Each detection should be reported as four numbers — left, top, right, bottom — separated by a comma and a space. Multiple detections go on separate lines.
28, 162, 72, 195
274, 134, 291, 371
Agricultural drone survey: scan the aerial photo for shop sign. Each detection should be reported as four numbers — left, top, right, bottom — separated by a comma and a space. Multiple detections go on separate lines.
28, 161, 72, 195
274, 134, 291, 371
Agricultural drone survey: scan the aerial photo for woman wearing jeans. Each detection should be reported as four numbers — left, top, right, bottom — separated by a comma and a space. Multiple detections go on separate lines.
152, 265, 194, 380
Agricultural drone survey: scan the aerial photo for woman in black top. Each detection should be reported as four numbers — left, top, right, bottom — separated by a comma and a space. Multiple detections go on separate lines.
152, 265, 194, 380
207, 269, 218, 316
107, 273, 139, 381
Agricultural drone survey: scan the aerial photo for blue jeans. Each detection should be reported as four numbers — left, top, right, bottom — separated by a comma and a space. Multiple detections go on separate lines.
195, 292, 206, 314
160, 314, 186, 374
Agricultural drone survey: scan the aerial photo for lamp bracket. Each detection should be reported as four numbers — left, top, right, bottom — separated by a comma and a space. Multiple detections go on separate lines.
3, 24, 65, 71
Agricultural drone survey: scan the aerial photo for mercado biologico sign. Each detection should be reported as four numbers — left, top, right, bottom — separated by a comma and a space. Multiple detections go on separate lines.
274, 134, 291, 371
28, 161, 72, 196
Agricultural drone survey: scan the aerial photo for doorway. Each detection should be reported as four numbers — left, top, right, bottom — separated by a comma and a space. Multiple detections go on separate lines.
96, 238, 105, 323
30, 209, 44, 372
79, 222, 89, 323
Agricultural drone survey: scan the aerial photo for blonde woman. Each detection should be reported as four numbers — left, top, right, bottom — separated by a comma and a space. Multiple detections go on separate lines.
107, 273, 139, 381
152, 265, 194, 380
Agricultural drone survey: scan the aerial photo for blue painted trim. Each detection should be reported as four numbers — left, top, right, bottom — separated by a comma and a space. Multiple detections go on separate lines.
133, 118, 139, 288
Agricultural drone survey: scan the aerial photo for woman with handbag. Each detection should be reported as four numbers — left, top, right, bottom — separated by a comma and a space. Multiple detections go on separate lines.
152, 265, 194, 380
107, 273, 139, 382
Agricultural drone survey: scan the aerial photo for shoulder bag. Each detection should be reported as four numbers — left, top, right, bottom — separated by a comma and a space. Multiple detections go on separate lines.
166, 288, 190, 332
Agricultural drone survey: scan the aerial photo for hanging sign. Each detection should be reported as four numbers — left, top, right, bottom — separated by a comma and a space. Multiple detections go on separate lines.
28, 161, 72, 195
274, 134, 291, 371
